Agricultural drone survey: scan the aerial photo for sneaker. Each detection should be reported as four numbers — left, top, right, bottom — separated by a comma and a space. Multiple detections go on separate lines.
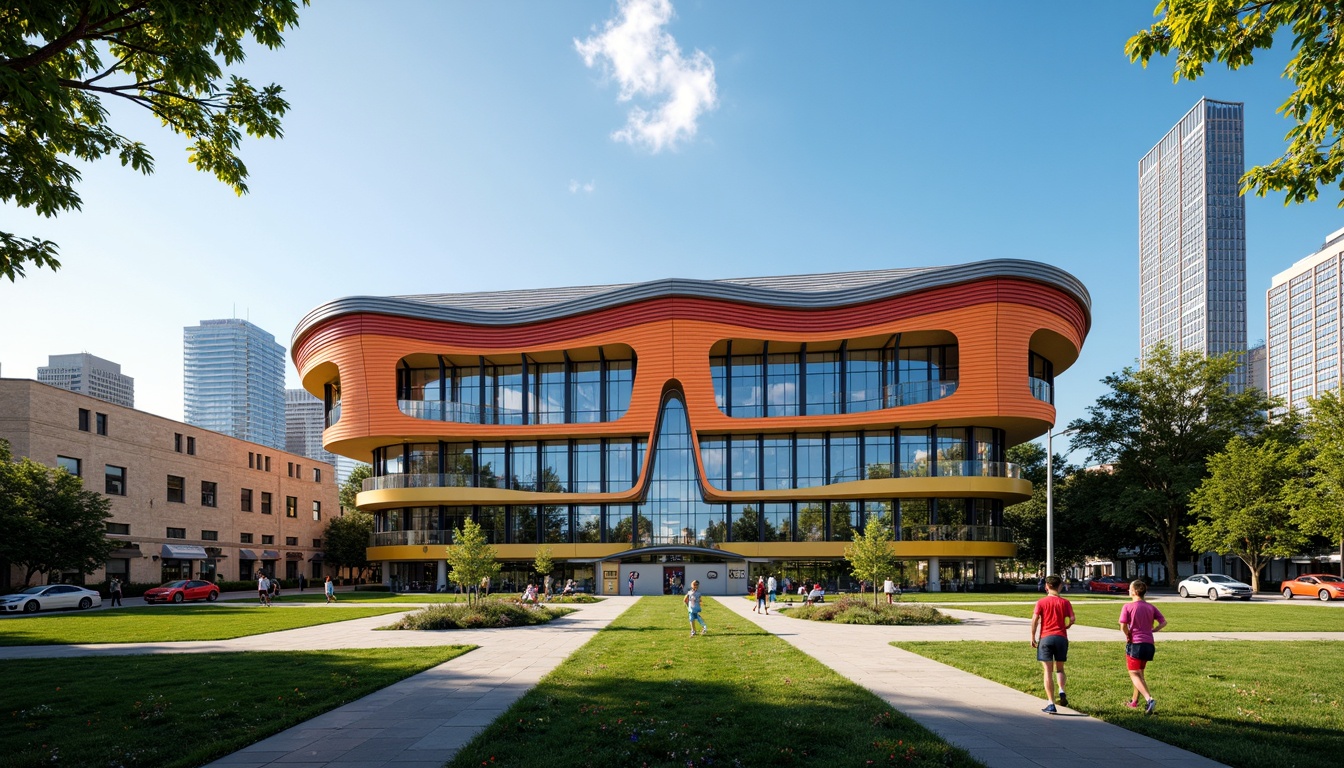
1041, 704, 1057, 714
1124, 700, 1140, 709
690, 631, 696, 637
1145, 698, 1156, 715
1057, 692, 1069, 708
701, 627, 708, 634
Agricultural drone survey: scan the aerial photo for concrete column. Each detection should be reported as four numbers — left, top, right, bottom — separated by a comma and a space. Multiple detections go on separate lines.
927, 557, 940, 591
437, 560, 448, 592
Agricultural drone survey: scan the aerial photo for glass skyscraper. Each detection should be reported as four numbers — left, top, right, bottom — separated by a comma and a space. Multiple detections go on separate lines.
1267, 226, 1344, 416
1138, 98, 1247, 391
184, 319, 286, 450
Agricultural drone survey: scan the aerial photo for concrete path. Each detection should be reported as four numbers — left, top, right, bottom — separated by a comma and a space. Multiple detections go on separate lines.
717, 597, 1226, 768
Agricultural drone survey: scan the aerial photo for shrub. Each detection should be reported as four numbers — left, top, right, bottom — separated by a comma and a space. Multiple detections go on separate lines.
786, 596, 958, 626
385, 601, 576, 630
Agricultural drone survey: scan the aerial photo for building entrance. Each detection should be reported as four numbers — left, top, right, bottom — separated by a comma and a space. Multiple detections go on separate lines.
663, 566, 685, 594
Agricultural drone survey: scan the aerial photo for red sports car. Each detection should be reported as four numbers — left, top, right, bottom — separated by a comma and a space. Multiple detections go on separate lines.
1087, 575, 1129, 594
143, 579, 219, 604
1281, 574, 1344, 602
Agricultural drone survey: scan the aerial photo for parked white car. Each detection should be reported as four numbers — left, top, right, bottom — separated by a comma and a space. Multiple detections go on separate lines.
1177, 573, 1253, 601
0, 584, 103, 614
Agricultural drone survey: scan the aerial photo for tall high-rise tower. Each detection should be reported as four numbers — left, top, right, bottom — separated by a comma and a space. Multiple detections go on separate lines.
36, 353, 134, 407
1138, 98, 1247, 390
183, 319, 285, 450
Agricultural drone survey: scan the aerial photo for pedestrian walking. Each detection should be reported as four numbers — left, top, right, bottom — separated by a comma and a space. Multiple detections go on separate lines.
883, 577, 896, 605
257, 572, 271, 607
1031, 574, 1076, 714
767, 574, 777, 605
109, 577, 123, 607
480, 575, 491, 597
544, 574, 553, 602
299, 573, 307, 592
1119, 579, 1166, 715
753, 576, 768, 613
684, 579, 708, 636
324, 575, 336, 604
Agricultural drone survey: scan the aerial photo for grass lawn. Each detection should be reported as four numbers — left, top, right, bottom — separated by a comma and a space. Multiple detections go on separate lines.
764, 592, 1125, 605
0, 605, 410, 646
447, 596, 980, 768
957, 601, 1344, 632
894, 640, 1343, 768
238, 591, 604, 604
0, 646, 472, 768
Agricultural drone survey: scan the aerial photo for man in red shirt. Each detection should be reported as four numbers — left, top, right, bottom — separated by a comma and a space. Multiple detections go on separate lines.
1030, 574, 1076, 714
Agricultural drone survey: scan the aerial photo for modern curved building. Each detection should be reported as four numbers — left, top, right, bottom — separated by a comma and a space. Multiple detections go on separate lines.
292, 260, 1090, 595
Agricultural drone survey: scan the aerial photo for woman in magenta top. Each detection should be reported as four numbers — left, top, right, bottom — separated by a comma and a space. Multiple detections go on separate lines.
1118, 579, 1167, 714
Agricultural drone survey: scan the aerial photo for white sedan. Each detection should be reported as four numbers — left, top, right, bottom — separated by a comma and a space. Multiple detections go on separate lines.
1177, 573, 1253, 601
0, 584, 103, 614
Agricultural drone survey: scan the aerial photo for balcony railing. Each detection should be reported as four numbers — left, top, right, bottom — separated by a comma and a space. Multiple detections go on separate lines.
398, 399, 528, 425
364, 473, 475, 492
831, 461, 1022, 482
899, 525, 1014, 542
1029, 377, 1053, 404
371, 530, 450, 547
885, 379, 957, 408
326, 401, 341, 427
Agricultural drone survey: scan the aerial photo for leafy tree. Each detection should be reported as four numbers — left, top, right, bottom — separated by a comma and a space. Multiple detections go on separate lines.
533, 545, 554, 590
0, 440, 116, 585
1068, 342, 1271, 584
338, 463, 372, 512
845, 518, 899, 608
445, 519, 500, 606
1127, 0, 1344, 206
1290, 388, 1344, 576
322, 509, 373, 582
1190, 435, 1308, 592
0, 1, 306, 281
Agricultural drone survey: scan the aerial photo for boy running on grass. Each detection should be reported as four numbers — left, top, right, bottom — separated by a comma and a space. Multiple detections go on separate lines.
1030, 574, 1076, 714
684, 579, 708, 636
1119, 579, 1166, 714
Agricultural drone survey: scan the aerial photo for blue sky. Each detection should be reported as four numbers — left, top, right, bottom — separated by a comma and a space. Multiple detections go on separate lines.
2, 0, 1341, 461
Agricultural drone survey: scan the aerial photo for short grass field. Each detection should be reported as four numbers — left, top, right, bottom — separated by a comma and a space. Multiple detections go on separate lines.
956, 601, 1344, 632
764, 592, 1125, 605
0, 646, 472, 768
0, 605, 410, 646
447, 596, 980, 768
894, 640, 1343, 768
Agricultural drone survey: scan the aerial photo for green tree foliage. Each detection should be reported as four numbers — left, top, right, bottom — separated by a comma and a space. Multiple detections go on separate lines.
533, 545, 554, 583
1190, 435, 1308, 591
0, 440, 116, 585
1068, 342, 1271, 584
1128, 0, 1344, 206
338, 463, 372, 512
322, 509, 373, 582
1290, 388, 1344, 575
844, 518, 899, 608
445, 519, 500, 606
1002, 442, 1051, 570
0, 1, 306, 281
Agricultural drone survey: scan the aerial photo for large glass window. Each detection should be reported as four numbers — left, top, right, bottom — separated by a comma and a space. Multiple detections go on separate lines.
166, 475, 184, 503
381, 444, 404, 476
637, 398, 726, 547
766, 353, 799, 416
478, 506, 505, 544
936, 428, 967, 476
829, 433, 859, 483
730, 437, 759, 491
605, 439, 635, 492
571, 362, 601, 423
846, 350, 884, 413
575, 506, 602, 543
105, 464, 126, 496
407, 443, 438, 475
730, 504, 760, 542
511, 506, 539, 543
574, 440, 602, 493
899, 429, 931, 477
762, 502, 793, 542
477, 443, 505, 488
797, 502, 825, 541
805, 352, 841, 415
489, 364, 524, 425
510, 442, 538, 491
762, 437, 792, 490
543, 505, 569, 543
863, 430, 894, 478
700, 437, 726, 489
829, 501, 856, 541
606, 360, 633, 421
796, 435, 825, 488
531, 362, 565, 424
541, 442, 568, 492
729, 355, 763, 418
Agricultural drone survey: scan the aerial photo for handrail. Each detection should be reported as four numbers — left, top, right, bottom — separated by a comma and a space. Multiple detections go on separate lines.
899, 524, 1014, 542
1029, 377, 1053, 404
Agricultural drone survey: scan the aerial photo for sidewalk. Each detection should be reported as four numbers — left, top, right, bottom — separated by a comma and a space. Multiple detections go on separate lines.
717, 597, 1226, 768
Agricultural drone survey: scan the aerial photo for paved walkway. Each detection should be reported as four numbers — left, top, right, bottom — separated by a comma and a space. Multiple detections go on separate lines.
9, 595, 1343, 766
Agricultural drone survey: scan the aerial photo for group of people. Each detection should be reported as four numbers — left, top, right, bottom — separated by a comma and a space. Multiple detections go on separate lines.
255, 572, 337, 606
1031, 574, 1166, 715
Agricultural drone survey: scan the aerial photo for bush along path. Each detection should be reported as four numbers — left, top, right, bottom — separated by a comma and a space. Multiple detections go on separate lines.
448, 596, 977, 767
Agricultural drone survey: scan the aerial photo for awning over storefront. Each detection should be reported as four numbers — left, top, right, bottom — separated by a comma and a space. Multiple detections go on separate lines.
238, 549, 258, 560
261, 550, 280, 560
161, 544, 208, 560
308, 552, 325, 562
285, 552, 304, 560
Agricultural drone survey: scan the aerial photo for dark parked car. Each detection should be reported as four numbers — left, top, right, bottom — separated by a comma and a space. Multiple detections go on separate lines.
143, 580, 219, 604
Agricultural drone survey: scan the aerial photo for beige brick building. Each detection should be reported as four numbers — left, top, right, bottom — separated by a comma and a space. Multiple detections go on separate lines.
1, 379, 336, 589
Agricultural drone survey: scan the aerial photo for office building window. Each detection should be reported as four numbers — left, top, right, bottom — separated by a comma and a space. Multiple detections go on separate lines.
187, 436, 196, 455
175, 433, 183, 452
201, 481, 217, 508
264, 456, 271, 472
312, 538, 322, 548
261, 534, 274, 545
312, 500, 321, 521
166, 475, 185, 503
285, 536, 298, 546
261, 492, 273, 514
240, 533, 254, 544
57, 455, 81, 477
78, 408, 90, 431
313, 467, 321, 483
241, 488, 253, 512
95, 413, 107, 435
286, 496, 298, 518
166, 527, 186, 539
287, 461, 294, 477
105, 465, 126, 496
106, 522, 130, 535
248, 452, 255, 469
201, 530, 218, 541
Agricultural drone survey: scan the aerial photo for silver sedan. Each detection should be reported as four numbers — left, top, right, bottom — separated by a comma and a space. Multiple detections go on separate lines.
1177, 573, 1253, 601
0, 584, 103, 614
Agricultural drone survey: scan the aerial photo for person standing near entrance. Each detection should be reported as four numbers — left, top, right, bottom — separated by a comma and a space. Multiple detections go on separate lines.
628, 571, 636, 596
1030, 575, 1076, 714
1119, 579, 1166, 715
684, 579, 708, 636
324, 575, 336, 604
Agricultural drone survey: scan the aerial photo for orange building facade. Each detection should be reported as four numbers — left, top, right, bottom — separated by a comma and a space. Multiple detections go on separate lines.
292, 261, 1089, 596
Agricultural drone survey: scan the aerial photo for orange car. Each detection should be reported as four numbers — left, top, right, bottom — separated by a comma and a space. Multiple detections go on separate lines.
1281, 574, 1344, 602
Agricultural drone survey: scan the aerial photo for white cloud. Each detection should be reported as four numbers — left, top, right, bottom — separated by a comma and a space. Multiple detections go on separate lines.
575, 0, 717, 152
568, 179, 597, 194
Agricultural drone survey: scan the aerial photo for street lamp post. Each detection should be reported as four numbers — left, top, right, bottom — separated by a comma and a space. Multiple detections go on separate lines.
1045, 427, 1077, 579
